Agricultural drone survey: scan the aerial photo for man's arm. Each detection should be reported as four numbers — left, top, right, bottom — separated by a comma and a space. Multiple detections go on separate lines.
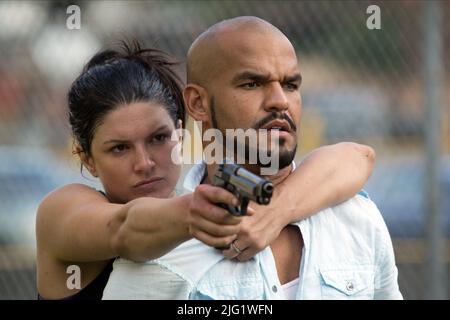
374, 245, 403, 300
223, 142, 375, 260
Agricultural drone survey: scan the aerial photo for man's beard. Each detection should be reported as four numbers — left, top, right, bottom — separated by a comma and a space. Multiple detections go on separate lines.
209, 96, 297, 171
258, 144, 297, 170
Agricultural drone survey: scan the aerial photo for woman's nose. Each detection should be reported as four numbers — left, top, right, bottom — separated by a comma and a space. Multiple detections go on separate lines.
133, 148, 155, 173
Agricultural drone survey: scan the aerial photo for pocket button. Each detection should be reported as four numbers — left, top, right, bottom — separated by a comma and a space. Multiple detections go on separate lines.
346, 281, 354, 292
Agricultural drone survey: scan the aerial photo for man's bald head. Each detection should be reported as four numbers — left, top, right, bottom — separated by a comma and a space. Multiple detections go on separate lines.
187, 16, 293, 86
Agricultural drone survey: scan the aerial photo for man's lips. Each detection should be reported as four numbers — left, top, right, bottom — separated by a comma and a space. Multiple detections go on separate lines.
260, 119, 291, 132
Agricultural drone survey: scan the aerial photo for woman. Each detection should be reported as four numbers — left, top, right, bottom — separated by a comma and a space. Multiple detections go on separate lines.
36, 41, 375, 299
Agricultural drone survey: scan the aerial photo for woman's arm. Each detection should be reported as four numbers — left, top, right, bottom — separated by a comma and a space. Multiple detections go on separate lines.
223, 142, 375, 260
36, 184, 193, 263
110, 184, 240, 262
36, 183, 241, 263
276, 142, 375, 224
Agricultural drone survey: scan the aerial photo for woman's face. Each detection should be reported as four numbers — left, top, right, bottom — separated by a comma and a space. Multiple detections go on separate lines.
84, 101, 182, 203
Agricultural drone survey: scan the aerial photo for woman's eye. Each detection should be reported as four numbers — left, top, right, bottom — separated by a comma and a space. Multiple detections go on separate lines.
111, 144, 127, 153
152, 134, 169, 143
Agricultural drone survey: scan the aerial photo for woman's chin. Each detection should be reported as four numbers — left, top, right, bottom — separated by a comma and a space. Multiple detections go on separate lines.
137, 188, 175, 199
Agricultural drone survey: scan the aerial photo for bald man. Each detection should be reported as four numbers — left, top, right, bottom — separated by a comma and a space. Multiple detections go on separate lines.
103, 17, 402, 300
184, 16, 305, 285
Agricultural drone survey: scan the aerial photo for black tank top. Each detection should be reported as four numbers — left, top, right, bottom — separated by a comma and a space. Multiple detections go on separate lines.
38, 259, 114, 300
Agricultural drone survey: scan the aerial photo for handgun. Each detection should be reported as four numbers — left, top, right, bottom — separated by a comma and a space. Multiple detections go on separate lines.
212, 163, 274, 216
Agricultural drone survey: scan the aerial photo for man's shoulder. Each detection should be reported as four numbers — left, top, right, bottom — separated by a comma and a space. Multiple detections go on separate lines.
297, 193, 394, 264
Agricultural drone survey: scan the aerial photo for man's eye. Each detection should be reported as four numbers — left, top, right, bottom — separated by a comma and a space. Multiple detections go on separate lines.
240, 82, 259, 89
111, 144, 128, 153
284, 83, 299, 91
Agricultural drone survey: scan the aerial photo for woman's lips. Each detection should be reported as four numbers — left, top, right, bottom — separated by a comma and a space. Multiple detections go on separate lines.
133, 178, 164, 191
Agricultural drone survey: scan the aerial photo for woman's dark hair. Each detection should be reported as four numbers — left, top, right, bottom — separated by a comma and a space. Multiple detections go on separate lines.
68, 40, 185, 156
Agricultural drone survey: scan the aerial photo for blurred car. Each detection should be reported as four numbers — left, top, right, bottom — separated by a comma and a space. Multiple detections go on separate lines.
364, 156, 450, 238
0, 145, 102, 246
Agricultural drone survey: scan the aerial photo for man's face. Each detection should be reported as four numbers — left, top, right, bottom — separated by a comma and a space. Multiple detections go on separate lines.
204, 31, 302, 170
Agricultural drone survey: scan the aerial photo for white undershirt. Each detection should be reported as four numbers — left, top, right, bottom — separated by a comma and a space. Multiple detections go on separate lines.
280, 162, 299, 300
282, 277, 299, 300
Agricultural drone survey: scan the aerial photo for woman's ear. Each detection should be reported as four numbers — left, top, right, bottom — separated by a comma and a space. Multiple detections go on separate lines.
183, 84, 210, 123
77, 146, 98, 178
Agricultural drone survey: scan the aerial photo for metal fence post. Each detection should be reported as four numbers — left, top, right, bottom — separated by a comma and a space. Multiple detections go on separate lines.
423, 0, 447, 300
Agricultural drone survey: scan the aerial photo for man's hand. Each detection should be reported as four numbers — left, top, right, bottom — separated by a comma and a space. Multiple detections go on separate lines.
188, 184, 243, 248
222, 201, 286, 261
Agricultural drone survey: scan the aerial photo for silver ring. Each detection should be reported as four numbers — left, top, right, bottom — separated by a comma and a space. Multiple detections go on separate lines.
230, 241, 242, 255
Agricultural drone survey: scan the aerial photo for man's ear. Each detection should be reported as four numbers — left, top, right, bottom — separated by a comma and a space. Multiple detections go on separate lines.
76, 146, 98, 178
183, 84, 210, 123
176, 119, 183, 143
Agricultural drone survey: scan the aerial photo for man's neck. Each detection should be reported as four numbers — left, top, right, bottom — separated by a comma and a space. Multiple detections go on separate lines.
204, 162, 293, 186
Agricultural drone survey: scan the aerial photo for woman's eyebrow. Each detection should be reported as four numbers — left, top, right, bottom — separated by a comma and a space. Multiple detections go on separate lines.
102, 125, 171, 145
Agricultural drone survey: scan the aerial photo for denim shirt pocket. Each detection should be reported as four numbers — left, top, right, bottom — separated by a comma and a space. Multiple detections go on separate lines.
191, 259, 265, 300
319, 266, 375, 299
193, 276, 265, 300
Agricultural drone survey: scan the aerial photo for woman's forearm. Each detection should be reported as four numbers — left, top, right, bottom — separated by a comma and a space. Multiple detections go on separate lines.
275, 142, 375, 225
109, 194, 192, 262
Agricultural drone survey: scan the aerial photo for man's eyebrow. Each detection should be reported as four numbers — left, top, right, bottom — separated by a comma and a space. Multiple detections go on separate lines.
232, 71, 302, 85
232, 71, 271, 83
283, 73, 302, 84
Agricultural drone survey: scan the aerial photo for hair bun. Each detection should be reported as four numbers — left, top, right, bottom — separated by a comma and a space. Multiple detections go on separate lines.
83, 49, 121, 72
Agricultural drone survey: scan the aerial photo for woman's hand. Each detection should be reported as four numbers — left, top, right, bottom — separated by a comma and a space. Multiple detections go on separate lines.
188, 184, 243, 248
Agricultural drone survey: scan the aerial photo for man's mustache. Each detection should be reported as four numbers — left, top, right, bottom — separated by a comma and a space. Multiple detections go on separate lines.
253, 112, 297, 132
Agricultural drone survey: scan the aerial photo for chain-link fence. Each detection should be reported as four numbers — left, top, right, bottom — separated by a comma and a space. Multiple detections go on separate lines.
0, 0, 449, 299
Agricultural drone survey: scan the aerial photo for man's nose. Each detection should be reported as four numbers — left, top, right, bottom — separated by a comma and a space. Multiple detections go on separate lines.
133, 146, 155, 173
263, 82, 289, 112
